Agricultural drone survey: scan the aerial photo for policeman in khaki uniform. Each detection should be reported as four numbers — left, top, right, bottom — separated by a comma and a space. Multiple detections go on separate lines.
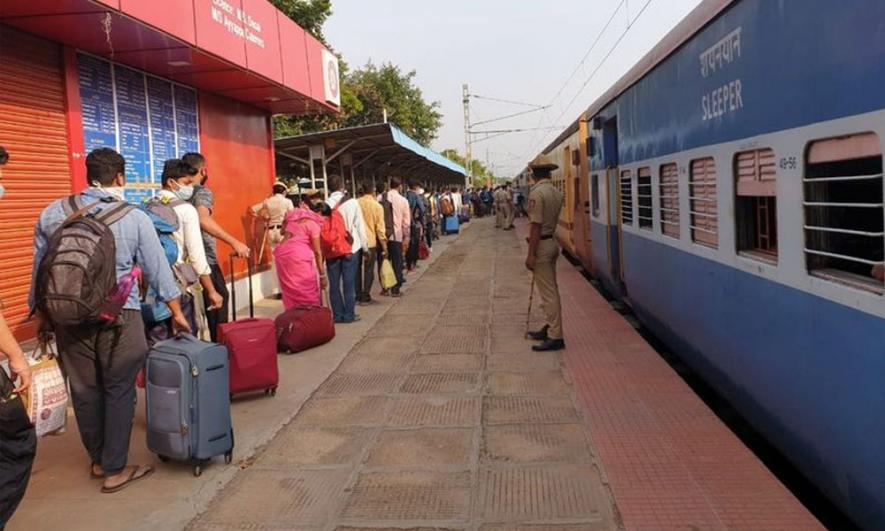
525, 155, 565, 351
494, 186, 506, 228
250, 181, 295, 296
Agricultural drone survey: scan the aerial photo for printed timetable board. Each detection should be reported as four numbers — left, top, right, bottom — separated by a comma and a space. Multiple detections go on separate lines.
78, 54, 200, 204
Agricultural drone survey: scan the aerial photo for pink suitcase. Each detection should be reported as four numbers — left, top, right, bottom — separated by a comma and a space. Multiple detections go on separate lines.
218, 255, 278, 397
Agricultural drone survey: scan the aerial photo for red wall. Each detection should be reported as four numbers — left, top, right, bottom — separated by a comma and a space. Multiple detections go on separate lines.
197, 92, 274, 278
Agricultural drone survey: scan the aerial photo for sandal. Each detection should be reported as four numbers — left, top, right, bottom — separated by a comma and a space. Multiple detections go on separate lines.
100, 465, 154, 494
90, 463, 105, 479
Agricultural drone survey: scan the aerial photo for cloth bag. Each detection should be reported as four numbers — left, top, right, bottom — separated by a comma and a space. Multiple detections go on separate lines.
21, 342, 68, 437
380, 259, 397, 290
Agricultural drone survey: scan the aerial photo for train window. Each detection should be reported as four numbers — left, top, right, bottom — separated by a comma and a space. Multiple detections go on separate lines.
620, 169, 633, 225
804, 132, 884, 293
637, 167, 653, 230
591, 174, 600, 217
690, 158, 718, 248
735, 148, 778, 263
659, 163, 680, 238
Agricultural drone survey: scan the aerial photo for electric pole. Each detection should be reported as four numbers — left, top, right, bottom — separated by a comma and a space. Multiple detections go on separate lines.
462, 84, 471, 187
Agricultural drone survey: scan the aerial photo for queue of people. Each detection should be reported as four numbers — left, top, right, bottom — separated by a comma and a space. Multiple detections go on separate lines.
0, 144, 457, 527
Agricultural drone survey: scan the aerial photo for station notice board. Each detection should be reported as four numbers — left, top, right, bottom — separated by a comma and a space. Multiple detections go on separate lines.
78, 54, 200, 204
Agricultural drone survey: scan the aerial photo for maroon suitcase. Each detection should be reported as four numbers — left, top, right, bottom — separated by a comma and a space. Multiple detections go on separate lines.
275, 303, 335, 354
218, 255, 279, 397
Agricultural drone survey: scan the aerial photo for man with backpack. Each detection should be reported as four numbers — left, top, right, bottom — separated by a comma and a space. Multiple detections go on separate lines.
30, 148, 189, 494
405, 179, 426, 273
145, 159, 223, 341
382, 177, 411, 297
184, 152, 251, 343
324, 175, 368, 323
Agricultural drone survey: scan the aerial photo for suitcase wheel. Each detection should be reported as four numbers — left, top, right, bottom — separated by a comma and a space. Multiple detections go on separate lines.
265, 387, 277, 397
225, 452, 233, 465
193, 464, 202, 477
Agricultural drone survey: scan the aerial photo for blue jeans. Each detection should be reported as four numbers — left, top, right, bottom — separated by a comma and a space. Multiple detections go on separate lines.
327, 252, 358, 321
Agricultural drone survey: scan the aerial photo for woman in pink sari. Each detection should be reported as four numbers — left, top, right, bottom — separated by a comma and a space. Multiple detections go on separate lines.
274, 205, 326, 309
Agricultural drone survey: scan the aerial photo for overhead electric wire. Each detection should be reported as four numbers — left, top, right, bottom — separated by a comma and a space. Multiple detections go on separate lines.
522, 0, 655, 163
470, 94, 545, 108
471, 105, 550, 127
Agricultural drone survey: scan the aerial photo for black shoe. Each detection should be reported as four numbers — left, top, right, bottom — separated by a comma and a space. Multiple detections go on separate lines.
526, 325, 549, 341
532, 338, 565, 352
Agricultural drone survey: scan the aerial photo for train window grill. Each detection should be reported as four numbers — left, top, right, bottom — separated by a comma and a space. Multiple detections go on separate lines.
690, 158, 718, 248
803, 132, 884, 294
735, 149, 778, 262
637, 167, 653, 230
659, 163, 680, 238
620, 169, 633, 225
591, 174, 600, 218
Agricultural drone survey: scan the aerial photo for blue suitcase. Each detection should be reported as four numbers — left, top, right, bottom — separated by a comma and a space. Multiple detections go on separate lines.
146, 334, 233, 477
444, 215, 460, 234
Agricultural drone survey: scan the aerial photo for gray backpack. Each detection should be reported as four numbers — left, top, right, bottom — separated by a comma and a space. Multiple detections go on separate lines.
34, 196, 134, 327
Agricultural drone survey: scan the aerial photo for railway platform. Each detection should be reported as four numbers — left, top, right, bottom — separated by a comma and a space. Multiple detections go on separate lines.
6, 216, 823, 531
185, 217, 821, 531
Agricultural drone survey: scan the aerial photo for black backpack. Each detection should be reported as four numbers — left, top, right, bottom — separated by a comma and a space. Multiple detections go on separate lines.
34, 196, 135, 327
380, 192, 396, 240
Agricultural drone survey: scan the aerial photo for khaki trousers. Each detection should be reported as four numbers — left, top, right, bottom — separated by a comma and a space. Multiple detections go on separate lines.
505, 203, 515, 228
495, 204, 504, 228
533, 239, 563, 340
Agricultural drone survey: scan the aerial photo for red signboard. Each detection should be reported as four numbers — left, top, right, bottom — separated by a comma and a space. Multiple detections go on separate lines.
121, 0, 195, 45
277, 13, 310, 96
193, 0, 248, 66
241, 0, 282, 84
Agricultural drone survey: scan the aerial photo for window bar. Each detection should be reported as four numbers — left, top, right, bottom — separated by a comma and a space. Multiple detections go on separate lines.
805, 248, 884, 267
804, 226, 885, 237
802, 173, 883, 183
804, 202, 884, 208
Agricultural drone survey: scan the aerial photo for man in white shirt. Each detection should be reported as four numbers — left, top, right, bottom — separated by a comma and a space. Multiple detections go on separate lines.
325, 174, 369, 322
452, 187, 463, 216
156, 159, 223, 337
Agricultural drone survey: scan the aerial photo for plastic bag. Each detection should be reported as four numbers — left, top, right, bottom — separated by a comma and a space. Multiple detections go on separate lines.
22, 342, 68, 437
380, 259, 397, 290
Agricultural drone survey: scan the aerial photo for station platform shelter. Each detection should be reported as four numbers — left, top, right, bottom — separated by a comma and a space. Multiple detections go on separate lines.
0, 0, 341, 340
275, 123, 466, 197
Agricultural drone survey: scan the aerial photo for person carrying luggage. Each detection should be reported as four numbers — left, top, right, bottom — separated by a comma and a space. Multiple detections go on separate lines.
384, 177, 411, 296
356, 184, 388, 304
274, 200, 326, 310
184, 152, 251, 343
405, 179, 426, 273
0, 145, 35, 527
145, 159, 223, 343
30, 148, 189, 494
324, 175, 369, 322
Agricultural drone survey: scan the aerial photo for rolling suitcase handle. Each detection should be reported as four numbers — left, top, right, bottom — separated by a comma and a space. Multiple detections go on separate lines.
229, 253, 255, 321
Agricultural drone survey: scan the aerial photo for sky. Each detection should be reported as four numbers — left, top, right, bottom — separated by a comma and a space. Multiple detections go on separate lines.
325, 0, 704, 178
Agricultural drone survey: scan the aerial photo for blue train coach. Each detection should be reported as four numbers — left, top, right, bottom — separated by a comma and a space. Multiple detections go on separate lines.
579, 0, 885, 527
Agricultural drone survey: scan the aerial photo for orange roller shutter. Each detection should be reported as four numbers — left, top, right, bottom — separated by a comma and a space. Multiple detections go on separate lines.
0, 28, 72, 340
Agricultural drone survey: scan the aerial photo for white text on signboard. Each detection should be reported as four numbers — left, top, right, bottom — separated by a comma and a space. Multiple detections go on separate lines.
210, 0, 265, 49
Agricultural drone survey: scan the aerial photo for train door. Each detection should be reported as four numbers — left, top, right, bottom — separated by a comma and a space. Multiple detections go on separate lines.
603, 117, 623, 286
573, 121, 593, 272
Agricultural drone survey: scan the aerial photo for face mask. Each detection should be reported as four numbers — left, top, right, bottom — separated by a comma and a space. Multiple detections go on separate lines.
173, 183, 195, 201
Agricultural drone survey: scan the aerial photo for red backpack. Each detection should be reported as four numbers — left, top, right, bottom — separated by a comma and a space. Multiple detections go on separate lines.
321, 198, 354, 259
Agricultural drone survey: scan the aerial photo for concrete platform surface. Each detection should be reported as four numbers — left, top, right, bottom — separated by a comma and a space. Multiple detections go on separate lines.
6, 228, 458, 531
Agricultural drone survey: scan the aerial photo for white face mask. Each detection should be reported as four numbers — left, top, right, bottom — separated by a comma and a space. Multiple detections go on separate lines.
173, 182, 195, 201
91, 180, 126, 201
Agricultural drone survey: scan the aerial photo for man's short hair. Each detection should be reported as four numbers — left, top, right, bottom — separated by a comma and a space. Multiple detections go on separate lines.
359, 183, 374, 196
86, 148, 126, 186
328, 174, 343, 192
182, 152, 206, 170
389, 176, 402, 189
273, 183, 287, 195
407, 178, 419, 189
161, 159, 193, 186
375, 182, 387, 195
0, 145, 8, 166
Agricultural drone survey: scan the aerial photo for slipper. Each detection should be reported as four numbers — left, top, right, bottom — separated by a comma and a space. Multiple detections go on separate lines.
100, 465, 154, 494
90, 463, 105, 479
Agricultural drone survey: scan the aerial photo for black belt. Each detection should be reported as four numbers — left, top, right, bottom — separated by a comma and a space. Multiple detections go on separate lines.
269, 225, 282, 230
540, 235, 554, 240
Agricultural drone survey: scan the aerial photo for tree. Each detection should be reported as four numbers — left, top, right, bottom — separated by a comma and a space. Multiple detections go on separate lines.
441, 149, 498, 184
268, 0, 332, 43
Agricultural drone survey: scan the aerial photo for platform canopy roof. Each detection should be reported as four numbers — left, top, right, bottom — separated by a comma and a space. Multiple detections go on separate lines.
275, 123, 466, 187
0, 0, 341, 115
